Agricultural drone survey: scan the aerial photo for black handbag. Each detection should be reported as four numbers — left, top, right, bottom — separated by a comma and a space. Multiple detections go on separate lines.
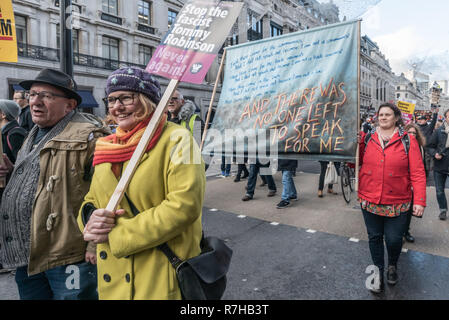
158, 235, 233, 300
123, 193, 232, 299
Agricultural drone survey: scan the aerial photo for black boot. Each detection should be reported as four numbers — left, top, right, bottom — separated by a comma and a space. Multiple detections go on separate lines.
404, 231, 415, 243
387, 265, 398, 285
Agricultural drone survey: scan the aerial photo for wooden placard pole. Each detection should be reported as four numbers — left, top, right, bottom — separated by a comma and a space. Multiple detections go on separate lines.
355, 20, 361, 192
105, 79, 179, 212
0, 132, 5, 188
200, 49, 227, 151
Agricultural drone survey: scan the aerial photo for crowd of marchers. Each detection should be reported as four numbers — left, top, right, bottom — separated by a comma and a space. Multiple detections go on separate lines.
0, 65, 447, 298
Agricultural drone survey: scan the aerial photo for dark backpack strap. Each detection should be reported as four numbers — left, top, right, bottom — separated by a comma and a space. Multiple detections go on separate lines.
364, 130, 410, 155
7, 126, 27, 152
401, 133, 410, 155
364, 131, 372, 146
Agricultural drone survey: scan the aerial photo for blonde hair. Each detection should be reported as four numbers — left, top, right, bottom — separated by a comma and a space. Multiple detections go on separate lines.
134, 93, 157, 122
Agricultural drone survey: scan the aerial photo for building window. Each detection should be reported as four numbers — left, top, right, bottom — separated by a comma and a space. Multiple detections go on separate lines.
54, 0, 60, 7
72, 29, 79, 54
229, 34, 239, 46
397, 93, 400, 98
247, 11, 262, 41
102, 36, 119, 61
56, 25, 79, 53
270, 22, 283, 37
15, 15, 27, 45
397, 86, 400, 90
168, 9, 177, 29
102, 0, 118, 16
139, 44, 153, 65
138, 1, 151, 25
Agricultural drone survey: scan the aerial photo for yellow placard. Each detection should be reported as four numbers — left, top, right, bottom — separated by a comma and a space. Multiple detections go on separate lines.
397, 100, 416, 115
0, 0, 17, 62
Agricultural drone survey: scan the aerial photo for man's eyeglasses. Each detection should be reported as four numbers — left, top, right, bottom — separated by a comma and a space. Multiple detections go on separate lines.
170, 97, 179, 101
28, 91, 68, 101
103, 94, 136, 108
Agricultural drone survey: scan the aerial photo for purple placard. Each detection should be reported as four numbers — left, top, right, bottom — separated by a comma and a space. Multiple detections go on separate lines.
146, 0, 242, 84
147, 45, 216, 84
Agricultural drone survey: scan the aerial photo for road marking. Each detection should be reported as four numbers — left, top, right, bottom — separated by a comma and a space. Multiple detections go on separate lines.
270, 222, 279, 226
209, 208, 218, 212
306, 229, 316, 233
237, 215, 247, 219
402, 248, 408, 253
349, 238, 359, 242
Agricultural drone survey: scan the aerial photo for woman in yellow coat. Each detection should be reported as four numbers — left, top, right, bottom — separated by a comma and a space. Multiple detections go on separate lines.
77, 67, 205, 300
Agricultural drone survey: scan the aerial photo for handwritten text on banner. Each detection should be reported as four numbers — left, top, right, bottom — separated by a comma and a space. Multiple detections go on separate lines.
204, 21, 359, 161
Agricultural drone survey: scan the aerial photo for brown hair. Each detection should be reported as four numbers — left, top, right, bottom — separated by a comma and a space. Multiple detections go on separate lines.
378, 102, 404, 127
404, 122, 426, 147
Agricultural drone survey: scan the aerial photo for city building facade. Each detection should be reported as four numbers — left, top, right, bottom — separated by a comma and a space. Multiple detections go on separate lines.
1, 0, 339, 119
359, 35, 395, 116
395, 73, 425, 111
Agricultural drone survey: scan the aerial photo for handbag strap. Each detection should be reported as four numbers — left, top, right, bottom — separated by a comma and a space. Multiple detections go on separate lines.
122, 192, 184, 268
158, 243, 184, 270
123, 190, 202, 271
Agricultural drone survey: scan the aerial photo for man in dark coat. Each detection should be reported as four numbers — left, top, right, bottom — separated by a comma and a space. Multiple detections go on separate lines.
13, 90, 34, 132
417, 108, 438, 177
426, 109, 449, 220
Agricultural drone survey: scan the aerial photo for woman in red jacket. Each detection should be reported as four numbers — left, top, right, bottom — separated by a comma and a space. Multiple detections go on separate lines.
359, 103, 426, 293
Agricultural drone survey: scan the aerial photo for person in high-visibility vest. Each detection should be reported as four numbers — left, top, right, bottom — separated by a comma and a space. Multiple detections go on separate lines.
168, 90, 208, 170
167, 90, 204, 147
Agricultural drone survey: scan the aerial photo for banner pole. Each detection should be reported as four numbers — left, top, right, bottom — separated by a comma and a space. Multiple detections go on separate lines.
200, 49, 227, 151
105, 79, 179, 212
355, 20, 361, 192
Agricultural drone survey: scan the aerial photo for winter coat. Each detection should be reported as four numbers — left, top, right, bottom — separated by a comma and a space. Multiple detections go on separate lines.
0, 112, 110, 275
426, 125, 449, 174
417, 112, 437, 143
18, 105, 34, 132
278, 159, 298, 172
358, 130, 426, 207
77, 122, 206, 300
1, 120, 27, 163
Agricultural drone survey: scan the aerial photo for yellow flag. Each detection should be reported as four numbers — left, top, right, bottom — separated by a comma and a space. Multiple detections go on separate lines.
0, 0, 17, 62
397, 100, 416, 114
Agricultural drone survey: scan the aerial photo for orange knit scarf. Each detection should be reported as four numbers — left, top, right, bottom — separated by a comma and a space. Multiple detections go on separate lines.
93, 113, 166, 177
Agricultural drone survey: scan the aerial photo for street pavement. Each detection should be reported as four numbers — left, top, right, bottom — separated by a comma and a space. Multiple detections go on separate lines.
1, 160, 448, 300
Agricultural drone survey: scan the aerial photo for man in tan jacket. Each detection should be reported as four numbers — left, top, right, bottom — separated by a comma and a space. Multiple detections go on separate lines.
0, 69, 110, 299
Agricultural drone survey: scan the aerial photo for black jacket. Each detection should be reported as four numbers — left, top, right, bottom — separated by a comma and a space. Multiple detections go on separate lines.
278, 159, 298, 171
426, 125, 449, 174
18, 105, 34, 132
1, 120, 27, 163
418, 112, 437, 144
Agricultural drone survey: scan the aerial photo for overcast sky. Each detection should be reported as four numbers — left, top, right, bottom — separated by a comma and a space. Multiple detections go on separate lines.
319, 0, 449, 80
